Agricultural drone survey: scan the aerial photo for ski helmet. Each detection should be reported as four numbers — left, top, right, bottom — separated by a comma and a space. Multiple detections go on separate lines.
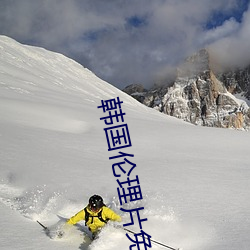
89, 195, 104, 211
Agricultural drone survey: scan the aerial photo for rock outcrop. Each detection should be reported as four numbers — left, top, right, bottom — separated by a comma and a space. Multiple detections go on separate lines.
123, 49, 250, 130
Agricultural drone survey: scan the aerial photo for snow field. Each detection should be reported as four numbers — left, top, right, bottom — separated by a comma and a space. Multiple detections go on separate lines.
0, 36, 250, 250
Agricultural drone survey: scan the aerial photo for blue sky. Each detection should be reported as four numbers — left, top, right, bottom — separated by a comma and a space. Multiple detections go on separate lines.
205, 0, 249, 28
0, 0, 249, 89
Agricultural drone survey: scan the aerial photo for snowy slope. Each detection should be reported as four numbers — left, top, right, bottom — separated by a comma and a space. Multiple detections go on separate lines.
0, 36, 250, 250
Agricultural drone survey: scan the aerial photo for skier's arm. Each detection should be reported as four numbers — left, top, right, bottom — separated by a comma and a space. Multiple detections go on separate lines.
104, 207, 122, 222
67, 209, 85, 225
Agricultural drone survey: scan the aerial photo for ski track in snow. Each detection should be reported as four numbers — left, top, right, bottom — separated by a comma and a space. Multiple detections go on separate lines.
0, 179, 213, 250
0, 181, 96, 249
0, 181, 62, 221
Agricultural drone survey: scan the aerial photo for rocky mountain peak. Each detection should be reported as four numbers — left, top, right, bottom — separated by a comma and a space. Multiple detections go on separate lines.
177, 48, 210, 78
123, 49, 250, 130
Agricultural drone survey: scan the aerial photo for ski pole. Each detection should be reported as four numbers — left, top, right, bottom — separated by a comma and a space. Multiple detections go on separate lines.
124, 228, 181, 250
37, 220, 48, 230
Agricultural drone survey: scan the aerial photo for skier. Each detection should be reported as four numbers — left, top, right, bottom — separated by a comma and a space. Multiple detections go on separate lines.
66, 194, 122, 239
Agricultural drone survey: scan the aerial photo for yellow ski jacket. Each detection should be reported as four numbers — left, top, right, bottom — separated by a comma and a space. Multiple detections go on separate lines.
67, 206, 121, 233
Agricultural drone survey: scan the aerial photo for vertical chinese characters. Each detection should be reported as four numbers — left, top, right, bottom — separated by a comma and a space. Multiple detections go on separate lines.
98, 97, 131, 151
98, 97, 152, 250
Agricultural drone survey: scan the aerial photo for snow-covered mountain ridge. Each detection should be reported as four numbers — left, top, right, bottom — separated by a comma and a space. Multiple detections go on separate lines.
124, 49, 250, 130
0, 36, 250, 250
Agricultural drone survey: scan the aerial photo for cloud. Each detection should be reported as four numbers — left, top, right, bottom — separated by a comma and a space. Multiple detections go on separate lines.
200, 18, 240, 45
209, 4, 250, 69
0, 0, 249, 88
